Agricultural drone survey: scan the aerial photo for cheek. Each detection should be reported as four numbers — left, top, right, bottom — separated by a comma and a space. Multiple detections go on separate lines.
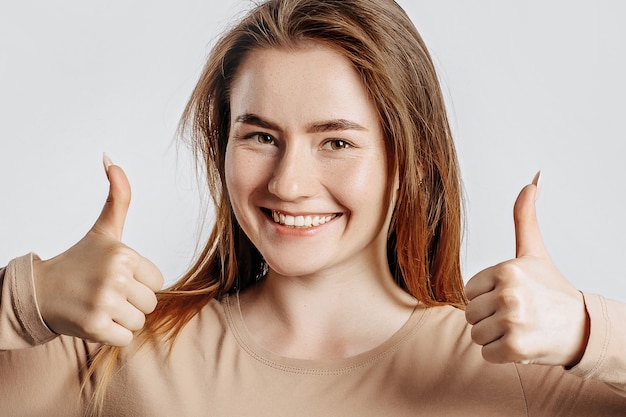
224, 146, 272, 209
330, 156, 389, 211
224, 146, 251, 213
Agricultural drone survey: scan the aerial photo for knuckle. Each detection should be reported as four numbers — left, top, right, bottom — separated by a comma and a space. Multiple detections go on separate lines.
109, 244, 139, 266
89, 289, 119, 311
493, 262, 523, 285
496, 288, 524, 313
98, 271, 128, 291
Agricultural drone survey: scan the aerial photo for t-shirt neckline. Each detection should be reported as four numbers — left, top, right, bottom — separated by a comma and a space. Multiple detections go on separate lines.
223, 292, 429, 375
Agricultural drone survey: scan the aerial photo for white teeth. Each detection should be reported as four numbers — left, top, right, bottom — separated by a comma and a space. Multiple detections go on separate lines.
271, 211, 336, 228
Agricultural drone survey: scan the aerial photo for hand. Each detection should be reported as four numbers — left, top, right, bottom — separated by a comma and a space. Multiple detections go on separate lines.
464, 173, 589, 367
33, 155, 164, 346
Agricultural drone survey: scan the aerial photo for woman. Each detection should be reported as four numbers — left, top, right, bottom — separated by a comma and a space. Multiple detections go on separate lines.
1, 0, 625, 415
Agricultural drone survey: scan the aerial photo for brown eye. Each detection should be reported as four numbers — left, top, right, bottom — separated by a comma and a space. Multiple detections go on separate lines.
325, 139, 351, 150
257, 133, 275, 144
246, 132, 275, 145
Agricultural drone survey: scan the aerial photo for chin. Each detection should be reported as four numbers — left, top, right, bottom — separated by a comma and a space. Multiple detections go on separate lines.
264, 259, 331, 279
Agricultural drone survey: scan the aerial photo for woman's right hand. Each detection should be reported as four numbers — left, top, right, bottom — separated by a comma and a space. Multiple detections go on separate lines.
32, 156, 164, 346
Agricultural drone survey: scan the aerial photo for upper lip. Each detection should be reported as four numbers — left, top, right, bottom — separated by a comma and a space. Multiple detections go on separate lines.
263, 208, 340, 217
261, 207, 341, 217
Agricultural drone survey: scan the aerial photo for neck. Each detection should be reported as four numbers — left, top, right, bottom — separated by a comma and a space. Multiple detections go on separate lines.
238, 263, 417, 359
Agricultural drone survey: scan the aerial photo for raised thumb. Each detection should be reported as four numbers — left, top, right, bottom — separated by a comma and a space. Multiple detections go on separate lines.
514, 171, 546, 258
92, 154, 131, 240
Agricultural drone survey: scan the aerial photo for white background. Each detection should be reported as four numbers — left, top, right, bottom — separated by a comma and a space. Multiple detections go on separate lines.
1, 1, 625, 301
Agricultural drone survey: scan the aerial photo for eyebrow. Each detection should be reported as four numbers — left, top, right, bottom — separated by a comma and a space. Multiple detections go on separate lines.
234, 113, 368, 133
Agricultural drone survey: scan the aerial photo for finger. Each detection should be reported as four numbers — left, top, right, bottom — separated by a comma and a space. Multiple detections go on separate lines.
470, 314, 505, 347
480, 339, 509, 364
91, 153, 131, 241
464, 266, 497, 301
480, 334, 530, 364
100, 322, 135, 347
134, 256, 165, 293
513, 171, 547, 258
83, 314, 135, 347
112, 301, 147, 333
465, 291, 497, 325
126, 279, 159, 315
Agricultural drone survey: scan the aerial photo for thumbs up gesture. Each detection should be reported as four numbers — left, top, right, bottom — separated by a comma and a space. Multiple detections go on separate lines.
33, 155, 164, 346
464, 173, 590, 367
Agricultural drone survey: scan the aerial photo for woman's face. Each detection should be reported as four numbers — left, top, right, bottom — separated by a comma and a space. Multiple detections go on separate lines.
225, 44, 393, 279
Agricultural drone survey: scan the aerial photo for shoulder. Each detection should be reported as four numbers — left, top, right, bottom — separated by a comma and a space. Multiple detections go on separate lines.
390, 304, 530, 412
395, 303, 479, 366
415, 303, 473, 341
179, 297, 229, 339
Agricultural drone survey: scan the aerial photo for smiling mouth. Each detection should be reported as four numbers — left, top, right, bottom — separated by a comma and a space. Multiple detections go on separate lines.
269, 209, 339, 228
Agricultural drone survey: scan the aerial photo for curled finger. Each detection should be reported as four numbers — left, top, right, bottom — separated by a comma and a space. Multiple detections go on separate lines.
470, 314, 505, 347
126, 279, 159, 315
112, 301, 147, 333
134, 256, 165, 293
465, 291, 497, 325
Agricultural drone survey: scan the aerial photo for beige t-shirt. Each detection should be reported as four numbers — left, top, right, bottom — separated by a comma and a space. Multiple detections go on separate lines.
1, 254, 626, 416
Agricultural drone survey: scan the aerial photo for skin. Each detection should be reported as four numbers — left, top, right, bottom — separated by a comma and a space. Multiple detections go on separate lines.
225, 44, 417, 359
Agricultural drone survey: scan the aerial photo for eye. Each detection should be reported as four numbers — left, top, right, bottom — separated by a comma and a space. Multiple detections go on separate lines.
323, 139, 352, 150
245, 132, 275, 145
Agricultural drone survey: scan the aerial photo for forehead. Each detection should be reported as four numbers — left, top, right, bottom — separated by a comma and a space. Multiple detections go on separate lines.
229, 45, 381, 131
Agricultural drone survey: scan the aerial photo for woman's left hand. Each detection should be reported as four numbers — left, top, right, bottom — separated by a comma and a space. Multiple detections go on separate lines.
464, 175, 590, 367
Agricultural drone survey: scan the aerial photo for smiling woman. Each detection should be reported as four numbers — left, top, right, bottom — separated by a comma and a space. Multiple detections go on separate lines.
1, 0, 626, 416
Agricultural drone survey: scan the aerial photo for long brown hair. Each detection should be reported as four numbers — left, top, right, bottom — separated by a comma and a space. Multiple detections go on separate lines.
86, 0, 465, 414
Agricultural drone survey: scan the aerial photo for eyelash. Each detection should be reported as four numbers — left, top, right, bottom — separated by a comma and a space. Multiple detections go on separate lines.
240, 132, 353, 150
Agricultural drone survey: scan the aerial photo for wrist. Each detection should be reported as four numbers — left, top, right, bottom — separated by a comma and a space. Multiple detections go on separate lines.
564, 292, 590, 368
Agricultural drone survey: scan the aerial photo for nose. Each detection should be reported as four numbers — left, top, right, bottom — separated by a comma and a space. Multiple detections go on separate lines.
268, 146, 318, 201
